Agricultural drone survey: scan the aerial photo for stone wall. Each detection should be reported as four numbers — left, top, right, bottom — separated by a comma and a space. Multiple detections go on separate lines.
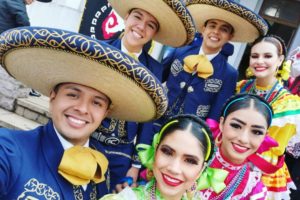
0, 66, 30, 111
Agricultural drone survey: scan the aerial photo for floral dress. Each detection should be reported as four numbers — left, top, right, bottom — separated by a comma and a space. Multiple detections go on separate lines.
237, 79, 300, 200
199, 148, 267, 200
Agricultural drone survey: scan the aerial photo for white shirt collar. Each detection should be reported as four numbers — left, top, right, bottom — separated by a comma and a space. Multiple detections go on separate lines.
198, 47, 219, 61
121, 40, 142, 58
54, 125, 89, 150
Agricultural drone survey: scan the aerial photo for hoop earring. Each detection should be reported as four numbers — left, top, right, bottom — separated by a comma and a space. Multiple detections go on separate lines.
215, 133, 222, 147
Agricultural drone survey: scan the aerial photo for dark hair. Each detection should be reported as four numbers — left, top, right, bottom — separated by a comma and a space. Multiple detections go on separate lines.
251, 35, 287, 79
221, 93, 273, 127
158, 114, 214, 161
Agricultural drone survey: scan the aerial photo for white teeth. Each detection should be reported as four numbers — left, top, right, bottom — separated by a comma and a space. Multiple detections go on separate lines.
164, 174, 180, 183
210, 36, 218, 41
132, 31, 142, 39
68, 117, 85, 125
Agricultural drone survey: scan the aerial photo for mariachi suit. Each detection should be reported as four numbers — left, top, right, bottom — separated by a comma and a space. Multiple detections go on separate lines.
0, 121, 108, 200
93, 38, 164, 190
147, 34, 238, 135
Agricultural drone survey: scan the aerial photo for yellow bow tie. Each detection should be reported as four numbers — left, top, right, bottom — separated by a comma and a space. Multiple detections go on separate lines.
58, 146, 108, 185
183, 55, 214, 79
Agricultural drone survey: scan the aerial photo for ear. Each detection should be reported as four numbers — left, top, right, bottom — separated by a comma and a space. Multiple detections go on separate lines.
49, 90, 57, 102
219, 116, 224, 133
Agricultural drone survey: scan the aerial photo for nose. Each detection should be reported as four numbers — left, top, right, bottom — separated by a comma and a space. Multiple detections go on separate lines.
238, 130, 249, 144
137, 21, 146, 31
74, 98, 89, 114
166, 158, 181, 175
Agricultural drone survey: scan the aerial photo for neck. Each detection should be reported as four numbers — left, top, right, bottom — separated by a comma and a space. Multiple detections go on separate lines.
255, 76, 277, 88
155, 181, 182, 200
202, 45, 220, 55
122, 37, 142, 53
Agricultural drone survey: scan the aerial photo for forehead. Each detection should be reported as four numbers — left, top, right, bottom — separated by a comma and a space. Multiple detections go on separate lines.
130, 8, 158, 22
251, 41, 278, 53
206, 19, 233, 28
55, 83, 109, 99
226, 108, 268, 127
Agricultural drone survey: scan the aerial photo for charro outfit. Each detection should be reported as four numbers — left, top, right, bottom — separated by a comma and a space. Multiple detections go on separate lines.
94, 0, 196, 190
200, 148, 267, 200
0, 27, 167, 200
0, 121, 108, 200
237, 79, 300, 199
142, 34, 237, 136
145, 0, 269, 136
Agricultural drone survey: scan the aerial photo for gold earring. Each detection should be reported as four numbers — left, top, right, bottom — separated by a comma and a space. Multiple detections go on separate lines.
215, 133, 222, 147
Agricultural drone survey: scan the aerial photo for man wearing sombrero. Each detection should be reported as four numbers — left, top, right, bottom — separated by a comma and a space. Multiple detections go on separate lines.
0, 27, 167, 199
154, 0, 268, 136
94, 0, 196, 192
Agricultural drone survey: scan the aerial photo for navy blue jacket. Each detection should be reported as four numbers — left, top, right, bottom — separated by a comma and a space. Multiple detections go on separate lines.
0, 121, 108, 199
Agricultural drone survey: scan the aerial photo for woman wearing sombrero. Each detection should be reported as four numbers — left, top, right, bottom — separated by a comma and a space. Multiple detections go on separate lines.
0, 27, 167, 199
94, 0, 196, 192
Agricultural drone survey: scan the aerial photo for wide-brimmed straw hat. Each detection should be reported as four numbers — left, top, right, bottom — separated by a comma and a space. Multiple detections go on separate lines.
186, 0, 268, 42
0, 27, 168, 122
108, 0, 196, 47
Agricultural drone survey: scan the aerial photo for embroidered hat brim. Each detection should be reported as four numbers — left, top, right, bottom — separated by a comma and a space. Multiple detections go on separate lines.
108, 0, 196, 47
186, 0, 268, 42
0, 27, 168, 122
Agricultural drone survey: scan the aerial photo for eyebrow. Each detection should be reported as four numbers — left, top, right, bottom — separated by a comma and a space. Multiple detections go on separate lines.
231, 118, 266, 129
132, 9, 159, 30
65, 86, 109, 103
160, 144, 200, 161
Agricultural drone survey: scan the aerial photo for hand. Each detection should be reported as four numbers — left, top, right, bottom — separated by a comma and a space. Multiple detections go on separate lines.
114, 166, 140, 193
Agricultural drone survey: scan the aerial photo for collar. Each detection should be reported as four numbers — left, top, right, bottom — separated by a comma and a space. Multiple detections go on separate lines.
198, 47, 219, 61
53, 124, 89, 190
53, 125, 89, 150
121, 40, 142, 58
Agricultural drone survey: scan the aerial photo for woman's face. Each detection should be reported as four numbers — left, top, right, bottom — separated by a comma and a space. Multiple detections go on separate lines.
122, 8, 159, 52
153, 129, 204, 200
219, 107, 268, 164
249, 41, 284, 81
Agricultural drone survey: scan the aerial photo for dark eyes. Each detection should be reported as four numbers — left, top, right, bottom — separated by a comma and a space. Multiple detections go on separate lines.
161, 146, 173, 156
250, 54, 273, 59
230, 122, 241, 129
160, 146, 198, 165
252, 130, 264, 135
66, 93, 78, 98
185, 158, 198, 165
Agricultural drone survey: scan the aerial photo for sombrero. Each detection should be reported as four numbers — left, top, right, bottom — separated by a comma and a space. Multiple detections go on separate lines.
0, 27, 168, 122
186, 0, 269, 42
108, 0, 196, 47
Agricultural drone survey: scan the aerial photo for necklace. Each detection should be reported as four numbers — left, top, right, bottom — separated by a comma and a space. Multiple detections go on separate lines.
249, 80, 282, 104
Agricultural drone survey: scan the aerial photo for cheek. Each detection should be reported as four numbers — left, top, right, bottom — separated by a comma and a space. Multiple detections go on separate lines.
251, 137, 265, 150
184, 166, 203, 183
